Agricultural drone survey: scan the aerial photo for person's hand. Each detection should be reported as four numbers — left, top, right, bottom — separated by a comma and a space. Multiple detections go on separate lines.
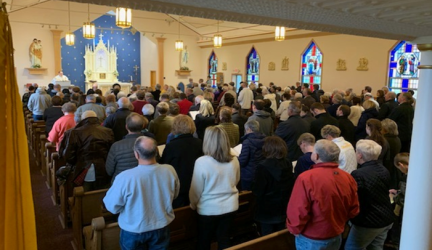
389, 189, 398, 195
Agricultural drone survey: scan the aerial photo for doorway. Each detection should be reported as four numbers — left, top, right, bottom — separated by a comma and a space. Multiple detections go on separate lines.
150, 71, 156, 89
232, 74, 242, 91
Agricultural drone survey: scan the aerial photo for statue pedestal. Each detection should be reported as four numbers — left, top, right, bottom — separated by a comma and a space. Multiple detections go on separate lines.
26, 68, 47, 75
175, 70, 192, 76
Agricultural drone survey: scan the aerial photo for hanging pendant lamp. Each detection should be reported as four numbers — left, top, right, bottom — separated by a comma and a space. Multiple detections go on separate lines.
275, 26, 285, 41
65, 1, 75, 46
83, 3, 95, 39
116, 7, 132, 28
175, 18, 183, 51
213, 20, 222, 48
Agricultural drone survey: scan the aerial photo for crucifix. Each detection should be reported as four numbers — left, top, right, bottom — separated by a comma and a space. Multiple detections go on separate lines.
99, 33, 104, 41
133, 65, 139, 76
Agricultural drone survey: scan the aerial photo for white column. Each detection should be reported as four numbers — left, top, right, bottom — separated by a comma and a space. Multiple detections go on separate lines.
400, 42, 432, 250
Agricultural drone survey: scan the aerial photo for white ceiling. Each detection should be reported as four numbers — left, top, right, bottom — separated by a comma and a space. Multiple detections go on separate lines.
5, 0, 432, 40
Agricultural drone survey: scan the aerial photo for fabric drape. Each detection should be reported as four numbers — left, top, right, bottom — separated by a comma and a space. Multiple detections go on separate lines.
0, 3, 38, 250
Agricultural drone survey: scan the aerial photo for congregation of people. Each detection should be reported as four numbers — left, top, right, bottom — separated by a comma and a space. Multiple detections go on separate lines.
23, 77, 413, 250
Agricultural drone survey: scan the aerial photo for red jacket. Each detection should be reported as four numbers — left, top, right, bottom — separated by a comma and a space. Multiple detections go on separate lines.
286, 162, 359, 240
177, 99, 193, 115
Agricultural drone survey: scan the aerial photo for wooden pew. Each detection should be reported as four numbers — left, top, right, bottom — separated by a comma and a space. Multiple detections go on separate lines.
50, 152, 65, 205
45, 142, 56, 188
232, 191, 258, 238
39, 134, 48, 175
225, 229, 295, 250
69, 186, 111, 250
83, 205, 198, 250
29, 120, 44, 151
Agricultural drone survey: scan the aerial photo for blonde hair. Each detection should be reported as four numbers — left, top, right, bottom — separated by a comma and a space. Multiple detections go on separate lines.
199, 99, 214, 117
363, 100, 376, 110
171, 115, 196, 135
203, 126, 233, 163
381, 118, 399, 136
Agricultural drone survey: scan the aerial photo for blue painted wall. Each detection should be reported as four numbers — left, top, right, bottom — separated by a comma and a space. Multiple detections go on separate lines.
61, 13, 141, 91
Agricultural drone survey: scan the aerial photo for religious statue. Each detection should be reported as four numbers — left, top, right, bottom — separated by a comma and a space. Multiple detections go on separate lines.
409, 54, 416, 75
249, 58, 259, 74
281, 57, 289, 71
357, 58, 369, 71
180, 46, 189, 68
29, 38, 42, 68
268, 62, 275, 71
336, 59, 347, 71
210, 58, 218, 73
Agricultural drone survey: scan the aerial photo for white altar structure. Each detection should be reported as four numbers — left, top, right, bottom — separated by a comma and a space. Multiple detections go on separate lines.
84, 34, 132, 94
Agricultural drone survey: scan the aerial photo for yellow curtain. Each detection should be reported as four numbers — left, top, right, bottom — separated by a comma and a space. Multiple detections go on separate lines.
0, 3, 37, 250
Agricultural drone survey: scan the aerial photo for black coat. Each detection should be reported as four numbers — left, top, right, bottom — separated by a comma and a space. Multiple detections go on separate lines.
338, 117, 356, 146
384, 134, 402, 189
301, 113, 315, 128
232, 112, 248, 137
377, 100, 398, 120
252, 158, 294, 224
103, 108, 132, 142
275, 115, 310, 161
159, 134, 203, 208
238, 132, 266, 190
350, 160, 395, 228
355, 108, 378, 141
43, 106, 64, 134
310, 113, 339, 140
194, 114, 215, 140
389, 102, 414, 143
326, 104, 341, 118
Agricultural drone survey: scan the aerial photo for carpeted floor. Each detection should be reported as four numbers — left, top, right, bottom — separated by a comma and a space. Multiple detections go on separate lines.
29, 149, 74, 250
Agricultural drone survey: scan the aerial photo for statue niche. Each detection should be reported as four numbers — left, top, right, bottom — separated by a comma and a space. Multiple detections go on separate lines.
84, 34, 119, 83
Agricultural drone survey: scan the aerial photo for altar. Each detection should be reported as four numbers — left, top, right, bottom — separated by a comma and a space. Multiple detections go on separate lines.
83, 34, 131, 93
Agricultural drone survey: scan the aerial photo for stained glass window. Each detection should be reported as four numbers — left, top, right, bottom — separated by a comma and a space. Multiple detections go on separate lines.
246, 47, 260, 85
301, 41, 322, 90
388, 41, 420, 95
208, 51, 218, 88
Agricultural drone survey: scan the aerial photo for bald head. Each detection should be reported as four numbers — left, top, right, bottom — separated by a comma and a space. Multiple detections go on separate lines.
126, 113, 146, 133
134, 136, 158, 161
118, 97, 131, 109
81, 110, 97, 120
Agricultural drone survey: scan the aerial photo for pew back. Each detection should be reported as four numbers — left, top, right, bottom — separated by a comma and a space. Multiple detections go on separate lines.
225, 229, 295, 250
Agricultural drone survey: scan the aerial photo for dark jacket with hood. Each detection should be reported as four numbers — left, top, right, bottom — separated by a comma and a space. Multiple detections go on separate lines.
247, 110, 274, 136
238, 132, 266, 190
356, 108, 378, 141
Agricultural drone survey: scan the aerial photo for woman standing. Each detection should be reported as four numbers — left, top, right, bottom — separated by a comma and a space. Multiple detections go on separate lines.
355, 100, 378, 141
194, 99, 215, 140
366, 119, 391, 171
189, 127, 240, 250
252, 136, 294, 235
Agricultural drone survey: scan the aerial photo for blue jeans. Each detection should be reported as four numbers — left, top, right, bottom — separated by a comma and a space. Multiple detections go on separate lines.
295, 234, 341, 250
344, 223, 393, 250
120, 226, 170, 250
33, 114, 43, 121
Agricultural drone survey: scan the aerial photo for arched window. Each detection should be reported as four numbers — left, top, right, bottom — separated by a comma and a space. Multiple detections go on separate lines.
208, 51, 217, 88
246, 46, 260, 85
388, 41, 420, 95
301, 41, 323, 90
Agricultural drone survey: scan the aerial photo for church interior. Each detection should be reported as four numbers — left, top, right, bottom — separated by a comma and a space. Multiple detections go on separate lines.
2, 0, 432, 249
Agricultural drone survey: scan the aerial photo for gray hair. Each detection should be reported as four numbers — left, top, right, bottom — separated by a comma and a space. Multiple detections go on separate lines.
314, 139, 340, 162
117, 91, 127, 99
145, 92, 154, 99
332, 93, 343, 104
244, 120, 260, 133
288, 101, 301, 115
356, 139, 382, 162
81, 110, 97, 120
155, 84, 161, 90
106, 106, 117, 116
321, 125, 341, 139
117, 97, 131, 109
86, 94, 96, 102
134, 136, 158, 160
62, 102, 77, 113
381, 119, 399, 136
142, 104, 155, 116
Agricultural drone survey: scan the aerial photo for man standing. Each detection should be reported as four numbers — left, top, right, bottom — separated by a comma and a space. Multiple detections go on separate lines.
148, 102, 174, 145
275, 101, 310, 161
75, 94, 106, 123
63, 111, 114, 191
238, 82, 254, 114
27, 87, 51, 120
104, 136, 179, 249
287, 139, 359, 250
345, 140, 395, 249
52, 71, 69, 84
389, 92, 414, 152
104, 97, 132, 142
247, 100, 273, 136
377, 91, 398, 120
309, 102, 339, 140
321, 125, 357, 174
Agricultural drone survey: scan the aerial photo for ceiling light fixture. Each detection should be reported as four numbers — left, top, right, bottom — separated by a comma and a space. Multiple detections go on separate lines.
65, 1, 75, 46
83, 3, 95, 39
275, 26, 285, 41
175, 17, 184, 51
116, 7, 132, 29
213, 20, 222, 48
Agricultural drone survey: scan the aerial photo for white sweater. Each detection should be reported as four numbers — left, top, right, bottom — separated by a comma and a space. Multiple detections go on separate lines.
189, 155, 240, 216
332, 137, 357, 174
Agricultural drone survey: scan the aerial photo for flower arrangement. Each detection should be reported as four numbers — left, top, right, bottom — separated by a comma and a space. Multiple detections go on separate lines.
180, 66, 189, 71
32, 64, 41, 68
